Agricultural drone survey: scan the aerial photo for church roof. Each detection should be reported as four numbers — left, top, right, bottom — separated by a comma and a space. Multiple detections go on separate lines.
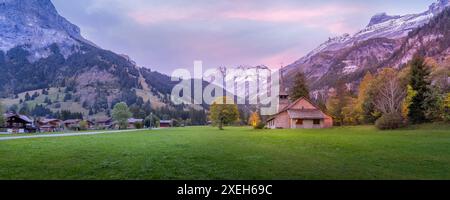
288, 109, 325, 119
267, 97, 331, 122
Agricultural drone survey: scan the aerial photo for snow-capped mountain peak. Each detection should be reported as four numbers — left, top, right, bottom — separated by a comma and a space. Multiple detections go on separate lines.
291, 0, 450, 66
367, 13, 401, 27
283, 0, 450, 94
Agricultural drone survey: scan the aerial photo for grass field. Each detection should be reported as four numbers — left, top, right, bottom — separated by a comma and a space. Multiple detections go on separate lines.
0, 124, 449, 180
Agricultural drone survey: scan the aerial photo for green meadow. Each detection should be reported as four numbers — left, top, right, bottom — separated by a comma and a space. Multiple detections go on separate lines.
0, 124, 449, 180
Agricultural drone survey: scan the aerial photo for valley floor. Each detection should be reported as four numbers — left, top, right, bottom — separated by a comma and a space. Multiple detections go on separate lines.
0, 124, 449, 180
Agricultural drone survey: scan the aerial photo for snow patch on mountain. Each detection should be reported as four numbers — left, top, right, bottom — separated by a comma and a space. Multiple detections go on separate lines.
205, 65, 273, 101
342, 60, 359, 74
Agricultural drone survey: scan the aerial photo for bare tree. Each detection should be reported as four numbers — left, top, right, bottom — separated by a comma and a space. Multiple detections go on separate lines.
374, 69, 407, 114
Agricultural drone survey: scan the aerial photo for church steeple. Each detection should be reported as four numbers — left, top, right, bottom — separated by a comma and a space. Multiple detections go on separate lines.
278, 68, 290, 112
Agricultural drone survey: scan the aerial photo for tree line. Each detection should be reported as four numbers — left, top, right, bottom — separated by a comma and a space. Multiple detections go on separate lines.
324, 55, 450, 129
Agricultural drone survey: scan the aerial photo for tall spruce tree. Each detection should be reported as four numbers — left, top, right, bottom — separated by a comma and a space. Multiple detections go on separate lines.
408, 56, 431, 124
290, 71, 310, 100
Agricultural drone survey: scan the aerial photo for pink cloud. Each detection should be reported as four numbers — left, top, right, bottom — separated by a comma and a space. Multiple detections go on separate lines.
258, 48, 306, 69
326, 21, 356, 34
128, 9, 194, 25
128, 4, 365, 36
221, 5, 366, 35
221, 5, 363, 22
224, 8, 325, 22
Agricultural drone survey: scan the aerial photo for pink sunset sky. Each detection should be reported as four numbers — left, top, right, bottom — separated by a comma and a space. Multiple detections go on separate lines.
52, 0, 434, 73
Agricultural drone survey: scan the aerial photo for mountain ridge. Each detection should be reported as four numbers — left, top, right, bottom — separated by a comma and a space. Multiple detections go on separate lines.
283, 0, 450, 94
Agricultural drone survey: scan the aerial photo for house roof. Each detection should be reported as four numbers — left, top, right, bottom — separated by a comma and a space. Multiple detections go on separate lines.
40, 125, 57, 128
39, 119, 61, 124
96, 118, 112, 123
19, 115, 33, 123
288, 109, 325, 120
63, 119, 81, 124
267, 97, 331, 122
128, 118, 143, 123
5, 114, 33, 123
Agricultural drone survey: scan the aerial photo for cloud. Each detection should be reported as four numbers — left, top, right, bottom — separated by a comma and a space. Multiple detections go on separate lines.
128, 9, 192, 25
220, 5, 367, 35
221, 5, 363, 23
52, 0, 432, 74
122, 3, 366, 38
325, 21, 356, 34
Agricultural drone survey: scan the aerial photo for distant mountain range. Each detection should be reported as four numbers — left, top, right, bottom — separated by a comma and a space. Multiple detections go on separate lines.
283, 0, 450, 95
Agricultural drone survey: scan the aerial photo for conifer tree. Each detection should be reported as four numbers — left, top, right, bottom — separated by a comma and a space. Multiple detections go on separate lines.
24, 92, 31, 101
408, 56, 431, 124
290, 71, 310, 101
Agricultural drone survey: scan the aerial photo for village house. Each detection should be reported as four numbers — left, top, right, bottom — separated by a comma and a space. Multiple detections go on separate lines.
4, 113, 37, 133
63, 119, 81, 130
36, 119, 63, 132
127, 118, 143, 129
266, 74, 333, 129
63, 119, 94, 130
95, 118, 113, 129
159, 120, 173, 128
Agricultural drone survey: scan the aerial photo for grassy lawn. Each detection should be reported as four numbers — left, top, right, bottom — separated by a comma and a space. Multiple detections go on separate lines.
0, 124, 449, 180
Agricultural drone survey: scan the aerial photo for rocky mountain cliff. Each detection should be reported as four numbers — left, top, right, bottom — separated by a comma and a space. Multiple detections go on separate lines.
0, 0, 94, 60
0, 0, 179, 117
284, 0, 450, 95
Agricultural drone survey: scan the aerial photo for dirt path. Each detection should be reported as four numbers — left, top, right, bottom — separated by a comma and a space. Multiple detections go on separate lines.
0, 129, 150, 141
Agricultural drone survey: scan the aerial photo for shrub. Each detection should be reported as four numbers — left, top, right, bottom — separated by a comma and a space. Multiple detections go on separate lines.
172, 119, 181, 127
443, 93, 450, 122
248, 112, 261, 128
375, 113, 405, 130
79, 121, 88, 131
254, 122, 266, 130
69, 125, 80, 131
134, 122, 144, 129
